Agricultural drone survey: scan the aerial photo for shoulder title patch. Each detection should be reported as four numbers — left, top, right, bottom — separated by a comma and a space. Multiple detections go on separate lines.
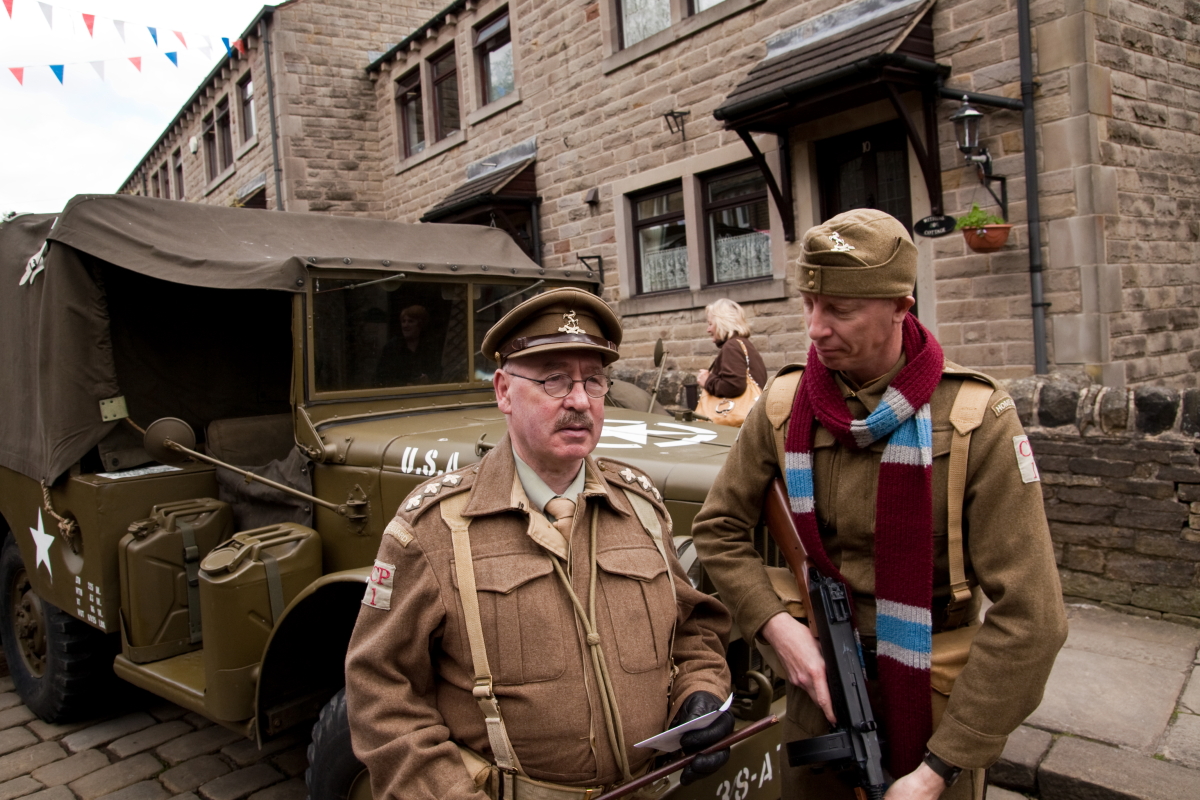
383, 517, 413, 547
1013, 435, 1041, 483
362, 559, 396, 609
993, 397, 1016, 417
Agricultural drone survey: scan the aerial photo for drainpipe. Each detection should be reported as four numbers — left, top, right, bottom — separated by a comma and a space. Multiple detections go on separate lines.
1018, 0, 1049, 373
261, 13, 285, 211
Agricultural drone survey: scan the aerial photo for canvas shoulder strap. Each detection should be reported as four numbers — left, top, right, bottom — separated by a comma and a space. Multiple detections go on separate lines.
766, 367, 805, 469
945, 378, 995, 628
439, 493, 523, 774
623, 488, 676, 611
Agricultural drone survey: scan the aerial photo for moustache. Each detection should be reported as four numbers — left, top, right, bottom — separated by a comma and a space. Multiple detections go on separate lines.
555, 411, 594, 431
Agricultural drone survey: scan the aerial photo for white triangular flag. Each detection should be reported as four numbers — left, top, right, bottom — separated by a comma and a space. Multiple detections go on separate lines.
113, 19, 126, 41
38, 1, 52, 27
198, 35, 212, 59
90, 61, 105, 80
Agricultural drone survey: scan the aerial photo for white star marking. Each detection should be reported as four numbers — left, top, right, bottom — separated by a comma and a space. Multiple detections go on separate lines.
30, 510, 54, 581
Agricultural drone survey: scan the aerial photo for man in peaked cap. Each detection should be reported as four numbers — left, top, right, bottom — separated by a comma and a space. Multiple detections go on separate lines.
692, 210, 1067, 800
346, 288, 735, 800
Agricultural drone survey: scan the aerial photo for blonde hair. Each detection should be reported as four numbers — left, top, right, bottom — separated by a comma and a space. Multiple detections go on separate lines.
706, 298, 750, 342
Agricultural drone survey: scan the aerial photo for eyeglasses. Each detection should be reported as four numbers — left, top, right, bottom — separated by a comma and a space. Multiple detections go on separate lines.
506, 371, 611, 398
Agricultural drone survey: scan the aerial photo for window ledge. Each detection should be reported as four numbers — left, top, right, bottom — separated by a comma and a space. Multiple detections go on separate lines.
236, 137, 259, 160
602, 0, 763, 75
467, 90, 521, 127
202, 164, 237, 197
618, 277, 787, 317
394, 129, 466, 175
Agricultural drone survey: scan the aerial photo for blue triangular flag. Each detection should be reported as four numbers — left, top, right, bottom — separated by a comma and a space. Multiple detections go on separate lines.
148, 26, 158, 46
165, 51, 178, 66
222, 37, 232, 55
49, 64, 64, 84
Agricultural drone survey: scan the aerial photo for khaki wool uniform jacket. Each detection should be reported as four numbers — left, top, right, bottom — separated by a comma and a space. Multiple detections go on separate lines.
691, 359, 1068, 772
345, 436, 732, 800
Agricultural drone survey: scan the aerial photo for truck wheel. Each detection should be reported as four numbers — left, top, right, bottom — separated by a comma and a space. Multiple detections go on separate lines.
0, 536, 116, 721
307, 688, 370, 800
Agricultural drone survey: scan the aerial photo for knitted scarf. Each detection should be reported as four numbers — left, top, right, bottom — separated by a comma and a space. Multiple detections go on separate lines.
783, 313, 944, 776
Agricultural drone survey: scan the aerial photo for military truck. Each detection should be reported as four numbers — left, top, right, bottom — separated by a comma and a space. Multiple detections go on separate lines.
0, 195, 783, 799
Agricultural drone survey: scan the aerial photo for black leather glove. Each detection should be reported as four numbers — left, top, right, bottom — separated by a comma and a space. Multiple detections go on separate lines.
672, 691, 734, 785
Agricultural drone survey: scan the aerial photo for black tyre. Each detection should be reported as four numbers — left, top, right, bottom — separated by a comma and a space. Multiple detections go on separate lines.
0, 535, 117, 722
307, 688, 370, 800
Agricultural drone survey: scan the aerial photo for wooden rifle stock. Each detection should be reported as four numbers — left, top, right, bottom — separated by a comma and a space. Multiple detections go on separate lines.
763, 477, 818, 636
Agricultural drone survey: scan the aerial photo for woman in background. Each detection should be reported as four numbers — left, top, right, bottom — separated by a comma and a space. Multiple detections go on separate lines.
697, 298, 767, 410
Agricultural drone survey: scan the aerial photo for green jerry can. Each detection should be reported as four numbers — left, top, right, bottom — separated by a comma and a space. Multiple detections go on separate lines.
118, 499, 235, 664
198, 524, 322, 721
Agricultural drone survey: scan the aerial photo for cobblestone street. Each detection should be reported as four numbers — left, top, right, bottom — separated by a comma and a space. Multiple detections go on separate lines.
0, 658, 308, 800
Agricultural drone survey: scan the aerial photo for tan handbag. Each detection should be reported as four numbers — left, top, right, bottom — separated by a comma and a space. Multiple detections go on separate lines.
696, 339, 762, 427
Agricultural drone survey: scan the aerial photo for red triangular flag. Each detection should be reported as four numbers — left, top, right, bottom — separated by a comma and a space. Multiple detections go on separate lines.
83, 13, 95, 36
3, 1, 13, 20
8, 67, 23, 85
233, 39, 245, 55
173, 30, 187, 47
128, 56, 142, 72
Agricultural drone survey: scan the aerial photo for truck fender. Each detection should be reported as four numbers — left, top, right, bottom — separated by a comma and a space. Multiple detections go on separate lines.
254, 567, 371, 744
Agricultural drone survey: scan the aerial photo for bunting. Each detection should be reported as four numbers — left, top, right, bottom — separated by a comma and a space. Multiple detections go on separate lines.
7, 66, 22, 85
146, 26, 156, 45
48, 63, 62, 83
164, 51, 177, 67
81, 11, 92, 36
3, 0, 12, 19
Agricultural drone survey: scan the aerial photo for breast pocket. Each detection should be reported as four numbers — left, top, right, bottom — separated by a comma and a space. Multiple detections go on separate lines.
452, 552, 569, 685
597, 545, 675, 675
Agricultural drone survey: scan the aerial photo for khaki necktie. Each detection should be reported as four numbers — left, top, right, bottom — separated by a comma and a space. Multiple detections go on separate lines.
544, 496, 577, 541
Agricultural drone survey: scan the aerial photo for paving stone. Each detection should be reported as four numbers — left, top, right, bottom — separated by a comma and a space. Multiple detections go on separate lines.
0, 742, 66, 783
1063, 605, 1200, 671
246, 778, 305, 800
63, 715, 157, 755
181, 716, 211, 731
96, 781, 170, 800
991, 725, 1052, 792
0, 709, 35, 733
0, 698, 22, 714
1179, 670, 1200, 715
266, 746, 306, 779
1026, 646, 1184, 749
198, 764, 284, 800
107, 722, 194, 759
0, 681, 14, 695
18, 787, 72, 800
156, 728, 243, 767
1160, 712, 1200, 769
170, 794, 199, 800
0, 776, 41, 800
146, 704, 189, 724
68, 753, 163, 800
1039, 736, 1200, 800
161, 757, 230, 795
26, 719, 99, 742
219, 734, 301, 768
0, 729, 37, 758
30, 749, 110, 787
985, 788, 1028, 800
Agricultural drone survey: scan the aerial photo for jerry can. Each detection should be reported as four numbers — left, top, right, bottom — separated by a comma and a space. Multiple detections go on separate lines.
198, 523, 321, 721
118, 498, 234, 663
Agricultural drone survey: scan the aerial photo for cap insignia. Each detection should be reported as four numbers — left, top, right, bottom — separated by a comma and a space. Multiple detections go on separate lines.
619, 468, 636, 483
442, 474, 462, 487
404, 495, 423, 512
558, 310, 585, 335
829, 231, 855, 252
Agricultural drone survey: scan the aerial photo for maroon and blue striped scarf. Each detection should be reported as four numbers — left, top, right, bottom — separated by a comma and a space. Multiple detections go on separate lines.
784, 313, 944, 776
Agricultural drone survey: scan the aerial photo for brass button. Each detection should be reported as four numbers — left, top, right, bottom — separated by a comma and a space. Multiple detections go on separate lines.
808, 280, 815, 287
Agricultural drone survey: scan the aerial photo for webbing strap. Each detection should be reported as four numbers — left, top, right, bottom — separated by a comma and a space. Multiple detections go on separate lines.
765, 370, 804, 470
623, 490, 676, 611
261, 550, 286, 626
179, 521, 203, 644
441, 493, 523, 774
945, 380, 995, 628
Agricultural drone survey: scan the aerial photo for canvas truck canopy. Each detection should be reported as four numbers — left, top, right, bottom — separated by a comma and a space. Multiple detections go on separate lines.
0, 194, 557, 483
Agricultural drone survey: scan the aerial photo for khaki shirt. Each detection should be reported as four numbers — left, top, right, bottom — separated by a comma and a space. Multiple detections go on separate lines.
346, 436, 732, 800
691, 360, 1067, 770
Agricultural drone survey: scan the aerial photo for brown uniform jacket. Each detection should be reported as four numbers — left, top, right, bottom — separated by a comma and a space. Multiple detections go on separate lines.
691, 360, 1067, 770
345, 436, 732, 800
704, 335, 769, 398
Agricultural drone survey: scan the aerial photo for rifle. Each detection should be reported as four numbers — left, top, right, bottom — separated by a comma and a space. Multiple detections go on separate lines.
764, 478, 888, 800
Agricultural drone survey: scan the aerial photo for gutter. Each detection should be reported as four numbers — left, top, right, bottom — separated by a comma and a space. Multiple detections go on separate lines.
1017, 0, 1049, 374
260, 13, 285, 211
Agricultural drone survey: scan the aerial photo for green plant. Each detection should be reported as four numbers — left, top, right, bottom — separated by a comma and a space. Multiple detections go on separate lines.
955, 203, 1006, 229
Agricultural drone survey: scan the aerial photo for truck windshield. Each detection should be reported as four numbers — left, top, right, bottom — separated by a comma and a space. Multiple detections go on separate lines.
310, 275, 543, 395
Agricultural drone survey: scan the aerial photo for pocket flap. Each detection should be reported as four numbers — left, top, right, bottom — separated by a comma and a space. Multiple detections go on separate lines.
930, 623, 980, 695
597, 547, 667, 582
452, 553, 554, 594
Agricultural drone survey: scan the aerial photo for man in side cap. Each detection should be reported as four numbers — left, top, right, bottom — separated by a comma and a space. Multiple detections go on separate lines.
346, 288, 734, 800
692, 210, 1067, 800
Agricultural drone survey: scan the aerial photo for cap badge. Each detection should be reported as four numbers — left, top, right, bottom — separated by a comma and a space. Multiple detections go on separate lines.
558, 310, 585, 335
829, 231, 855, 252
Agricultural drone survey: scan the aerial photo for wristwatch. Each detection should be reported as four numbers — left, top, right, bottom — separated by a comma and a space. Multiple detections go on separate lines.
922, 751, 963, 787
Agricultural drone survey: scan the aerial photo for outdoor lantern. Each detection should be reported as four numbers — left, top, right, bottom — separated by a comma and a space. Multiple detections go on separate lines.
949, 96, 985, 160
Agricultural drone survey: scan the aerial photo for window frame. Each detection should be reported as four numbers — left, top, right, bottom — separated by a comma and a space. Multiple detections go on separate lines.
617, 0, 672, 50
238, 73, 256, 143
157, 162, 171, 201
430, 47, 461, 142
202, 112, 218, 182
215, 97, 235, 173
172, 149, 184, 199
395, 69, 426, 159
474, 10, 513, 107
630, 181, 688, 296
700, 163, 772, 287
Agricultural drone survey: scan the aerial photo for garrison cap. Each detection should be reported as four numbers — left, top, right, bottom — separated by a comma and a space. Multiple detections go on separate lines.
481, 288, 622, 365
798, 208, 917, 298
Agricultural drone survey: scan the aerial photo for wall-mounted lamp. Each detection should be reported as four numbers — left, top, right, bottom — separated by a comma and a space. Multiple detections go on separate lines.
663, 110, 690, 141
950, 96, 1007, 221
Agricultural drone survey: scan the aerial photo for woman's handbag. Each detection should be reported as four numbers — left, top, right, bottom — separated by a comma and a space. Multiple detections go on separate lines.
696, 339, 762, 427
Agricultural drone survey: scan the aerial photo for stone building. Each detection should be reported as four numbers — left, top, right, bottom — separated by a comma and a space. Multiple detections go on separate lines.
123, 0, 1199, 390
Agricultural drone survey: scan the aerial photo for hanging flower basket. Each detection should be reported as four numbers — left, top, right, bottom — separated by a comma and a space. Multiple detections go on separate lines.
962, 224, 1012, 253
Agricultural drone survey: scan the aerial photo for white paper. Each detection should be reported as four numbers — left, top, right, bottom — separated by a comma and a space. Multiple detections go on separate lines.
634, 693, 733, 752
